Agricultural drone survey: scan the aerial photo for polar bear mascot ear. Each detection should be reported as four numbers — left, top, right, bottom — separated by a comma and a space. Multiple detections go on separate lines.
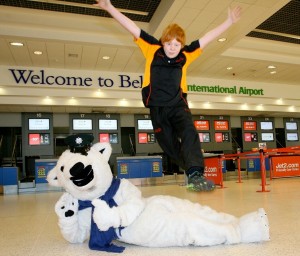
91, 142, 112, 162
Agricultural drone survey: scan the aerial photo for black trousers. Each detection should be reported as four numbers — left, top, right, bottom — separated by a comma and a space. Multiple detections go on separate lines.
150, 106, 204, 174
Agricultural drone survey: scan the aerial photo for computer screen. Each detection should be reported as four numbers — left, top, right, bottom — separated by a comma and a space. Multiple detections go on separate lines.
72, 119, 92, 130
137, 119, 153, 130
28, 118, 50, 130
99, 119, 118, 130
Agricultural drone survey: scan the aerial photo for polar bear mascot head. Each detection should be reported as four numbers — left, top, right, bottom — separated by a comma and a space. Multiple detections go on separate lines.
47, 134, 113, 201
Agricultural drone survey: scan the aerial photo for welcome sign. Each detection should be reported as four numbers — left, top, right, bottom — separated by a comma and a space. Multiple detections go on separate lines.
5, 68, 266, 97
8, 69, 143, 89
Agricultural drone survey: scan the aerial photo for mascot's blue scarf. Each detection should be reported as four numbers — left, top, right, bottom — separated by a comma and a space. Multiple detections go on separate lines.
78, 178, 125, 253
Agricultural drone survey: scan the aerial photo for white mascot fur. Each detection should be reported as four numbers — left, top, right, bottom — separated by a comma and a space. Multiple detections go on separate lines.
47, 134, 270, 253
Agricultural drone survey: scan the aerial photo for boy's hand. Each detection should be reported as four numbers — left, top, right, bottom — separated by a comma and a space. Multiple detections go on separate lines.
93, 0, 111, 10
228, 6, 242, 24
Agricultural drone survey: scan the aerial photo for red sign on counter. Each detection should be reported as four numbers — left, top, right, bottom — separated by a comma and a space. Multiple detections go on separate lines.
204, 157, 223, 185
99, 133, 109, 143
271, 156, 300, 178
29, 133, 40, 145
138, 133, 148, 144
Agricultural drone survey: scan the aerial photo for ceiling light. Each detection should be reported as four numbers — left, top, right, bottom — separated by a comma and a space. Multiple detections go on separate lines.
226, 67, 233, 70
270, 71, 277, 74
203, 102, 211, 108
10, 42, 24, 46
267, 65, 276, 69
241, 103, 248, 110
34, 51, 43, 55
288, 106, 295, 112
218, 38, 227, 42
102, 56, 110, 60
225, 96, 233, 102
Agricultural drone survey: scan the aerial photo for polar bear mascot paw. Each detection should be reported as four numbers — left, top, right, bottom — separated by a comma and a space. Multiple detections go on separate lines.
239, 208, 270, 243
47, 134, 270, 253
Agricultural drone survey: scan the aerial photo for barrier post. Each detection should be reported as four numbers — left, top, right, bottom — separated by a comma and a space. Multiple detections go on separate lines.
269, 157, 273, 181
236, 156, 243, 183
218, 155, 225, 189
257, 149, 270, 192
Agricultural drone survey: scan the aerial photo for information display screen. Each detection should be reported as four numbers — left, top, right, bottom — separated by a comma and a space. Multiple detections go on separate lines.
99, 133, 118, 143
99, 119, 118, 130
215, 132, 230, 142
138, 132, 156, 144
261, 132, 274, 141
28, 118, 50, 130
285, 122, 298, 130
72, 119, 92, 130
198, 132, 210, 142
194, 120, 210, 130
214, 120, 229, 131
286, 133, 298, 141
137, 120, 153, 130
243, 121, 257, 131
244, 132, 258, 142
260, 121, 273, 130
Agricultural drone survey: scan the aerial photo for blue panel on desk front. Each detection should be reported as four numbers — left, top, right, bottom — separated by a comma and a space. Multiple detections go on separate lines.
117, 157, 162, 179
0, 168, 3, 185
139, 161, 152, 178
130, 161, 142, 178
247, 158, 270, 172
1, 167, 18, 185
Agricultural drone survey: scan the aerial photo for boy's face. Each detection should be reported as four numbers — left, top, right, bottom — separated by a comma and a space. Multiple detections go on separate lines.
162, 38, 182, 59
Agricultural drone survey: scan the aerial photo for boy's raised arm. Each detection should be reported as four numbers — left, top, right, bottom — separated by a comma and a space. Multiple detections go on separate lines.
199, 6, 241, 49
94, 0, 141, 39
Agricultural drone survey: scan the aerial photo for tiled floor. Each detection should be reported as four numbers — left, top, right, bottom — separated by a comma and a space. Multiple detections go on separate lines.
1, 177, 299, 256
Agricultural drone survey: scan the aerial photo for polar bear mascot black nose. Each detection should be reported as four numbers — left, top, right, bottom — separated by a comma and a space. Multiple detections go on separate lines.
47, 134, 270, 253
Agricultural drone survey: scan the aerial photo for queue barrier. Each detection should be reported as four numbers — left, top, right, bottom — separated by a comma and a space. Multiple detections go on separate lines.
221, 146, 300, 192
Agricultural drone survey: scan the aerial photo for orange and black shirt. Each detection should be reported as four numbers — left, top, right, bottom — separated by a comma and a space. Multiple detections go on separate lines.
135, 29, 202, 108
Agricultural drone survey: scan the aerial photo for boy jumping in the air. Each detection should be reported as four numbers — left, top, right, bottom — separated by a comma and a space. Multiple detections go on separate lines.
94, 0, 241, 192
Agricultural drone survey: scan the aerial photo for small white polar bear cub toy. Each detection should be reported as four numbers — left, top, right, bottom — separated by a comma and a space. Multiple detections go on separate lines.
47, 134, 270, 253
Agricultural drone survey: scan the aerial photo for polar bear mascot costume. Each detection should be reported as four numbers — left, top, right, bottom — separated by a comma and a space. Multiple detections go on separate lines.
47, 134, 270, 253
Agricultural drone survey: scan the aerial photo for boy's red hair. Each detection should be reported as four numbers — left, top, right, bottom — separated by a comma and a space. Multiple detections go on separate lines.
160, 23, 186, 47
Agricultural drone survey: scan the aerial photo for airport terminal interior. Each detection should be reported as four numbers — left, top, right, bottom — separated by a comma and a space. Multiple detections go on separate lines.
0, 0, 300, 255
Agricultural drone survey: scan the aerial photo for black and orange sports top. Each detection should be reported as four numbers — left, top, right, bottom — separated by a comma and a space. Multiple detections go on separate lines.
135, 29, 202, 108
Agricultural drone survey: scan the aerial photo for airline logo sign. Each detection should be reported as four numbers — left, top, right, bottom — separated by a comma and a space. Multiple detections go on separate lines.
271, 156, 300, 178
204, 157, 225, 185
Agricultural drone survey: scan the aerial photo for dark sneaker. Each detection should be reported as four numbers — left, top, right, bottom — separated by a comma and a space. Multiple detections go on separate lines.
187, 171, 215, 192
